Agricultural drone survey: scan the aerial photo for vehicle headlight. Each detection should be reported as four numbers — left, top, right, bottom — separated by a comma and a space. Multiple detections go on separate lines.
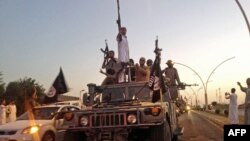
22, 126, 39, 134
176, 108, 180, 113
127, 114, 137, 124
144, 107, 161, 116
79, 116, 89, 126
186, 106, 191, 110
151, 107, 161, 116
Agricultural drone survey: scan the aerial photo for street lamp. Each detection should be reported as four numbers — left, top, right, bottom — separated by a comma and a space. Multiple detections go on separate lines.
189, 86, 203, 107
196, 87, 203, 106
189, 87, 197, 107
235, 0, 250, 36
183, 90, 192, 106
174, 56, 235, 110
204, 56, 235, 107
174, 62, 206, 108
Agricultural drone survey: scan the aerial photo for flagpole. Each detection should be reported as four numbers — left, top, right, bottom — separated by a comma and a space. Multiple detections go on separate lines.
160, 88, 166, 116
156, 36, 164, 114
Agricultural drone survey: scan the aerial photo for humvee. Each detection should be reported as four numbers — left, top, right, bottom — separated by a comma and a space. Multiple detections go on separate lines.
55, 81, 184, 141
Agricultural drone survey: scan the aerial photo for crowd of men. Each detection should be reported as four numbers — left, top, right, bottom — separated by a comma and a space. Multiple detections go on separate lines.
100, 26, 184, 101
0, 99, 16, 125
0, 86, 40, 125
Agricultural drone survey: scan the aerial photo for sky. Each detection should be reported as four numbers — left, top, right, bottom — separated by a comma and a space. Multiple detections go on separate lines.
0, 0, 250, 105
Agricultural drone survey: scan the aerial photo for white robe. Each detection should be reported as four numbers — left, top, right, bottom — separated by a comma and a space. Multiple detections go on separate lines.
7, 105, 16, 122
0, 105, 6, 125
226, 93, 239, 124
117, 35, 129, 63
243, 87, 250, 124
117, 35, 129, 83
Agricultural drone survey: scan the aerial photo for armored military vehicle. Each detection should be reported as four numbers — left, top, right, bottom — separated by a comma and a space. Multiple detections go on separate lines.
55, 79, 184, 141
55, 1, 185, 140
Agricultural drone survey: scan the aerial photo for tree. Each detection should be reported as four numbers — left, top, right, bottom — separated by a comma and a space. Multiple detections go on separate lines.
5, 77, 46, 116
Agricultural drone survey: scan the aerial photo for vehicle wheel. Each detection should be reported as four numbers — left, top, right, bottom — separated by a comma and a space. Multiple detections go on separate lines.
63, 131, 86, 141
42, 131, 55, 141
172, 135, 178, 141
149, 120, 171, 141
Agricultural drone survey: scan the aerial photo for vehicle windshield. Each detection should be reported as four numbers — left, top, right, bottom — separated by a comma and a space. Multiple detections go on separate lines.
128, 85, 152, 101
101, 87, 126, 102
17, 107, 60, 120
100, 84, 153, 103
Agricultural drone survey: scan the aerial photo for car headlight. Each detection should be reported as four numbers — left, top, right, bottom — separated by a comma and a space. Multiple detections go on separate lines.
186, 106, 191, 110
79, 116, 89, 126
127, 114, 137, 124
151, 107, 161, 116
144, 107, 161, 116
176, 108, 180, 113
22, 126, 39, 134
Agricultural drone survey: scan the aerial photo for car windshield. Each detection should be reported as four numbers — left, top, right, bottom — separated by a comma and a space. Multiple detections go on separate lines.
128, 85, 152, 101
100, 84, 170, 103
101, 87, 126, 102
100, 84, 152, 102
17, 107, 60, 120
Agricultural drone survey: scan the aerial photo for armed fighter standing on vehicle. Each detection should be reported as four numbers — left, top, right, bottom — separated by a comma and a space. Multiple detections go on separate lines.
55, 37, 184, 141
54, 1, 186, 141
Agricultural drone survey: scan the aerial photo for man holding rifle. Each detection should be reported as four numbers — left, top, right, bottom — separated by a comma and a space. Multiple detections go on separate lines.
162, 60, 183, 100
116, 27, 130, 83
116, 0, 130, 83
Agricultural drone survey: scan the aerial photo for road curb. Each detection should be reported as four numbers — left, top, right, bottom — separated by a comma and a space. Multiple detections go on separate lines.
192, 110, 225, 128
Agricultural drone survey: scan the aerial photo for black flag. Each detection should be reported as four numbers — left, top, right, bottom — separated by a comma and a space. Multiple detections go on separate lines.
148, 38, 166, 103
43, 67, 69, 104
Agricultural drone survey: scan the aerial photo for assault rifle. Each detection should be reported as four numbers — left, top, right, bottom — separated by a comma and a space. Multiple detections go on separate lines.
116, 0, 121, 31
177, 83, 199, 90
154, 36, 162, 57
100, 40, 109, 57
116, 0, 123, 42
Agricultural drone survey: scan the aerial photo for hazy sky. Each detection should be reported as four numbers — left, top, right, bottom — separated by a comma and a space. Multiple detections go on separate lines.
1, 0, 250, 105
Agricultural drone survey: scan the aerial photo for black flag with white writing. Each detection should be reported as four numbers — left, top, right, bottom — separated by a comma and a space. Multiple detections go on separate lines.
43, 67, 69, 104
148, 55, 166, 103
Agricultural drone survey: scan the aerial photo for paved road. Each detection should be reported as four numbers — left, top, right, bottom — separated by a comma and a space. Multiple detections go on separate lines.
178, 111, 223, 141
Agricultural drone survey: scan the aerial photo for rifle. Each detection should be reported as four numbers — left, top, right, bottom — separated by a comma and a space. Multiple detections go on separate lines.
154, 36, 162, 57
116, 0, 121, 31
177, 83, 199, 90
100, 40, 109, 57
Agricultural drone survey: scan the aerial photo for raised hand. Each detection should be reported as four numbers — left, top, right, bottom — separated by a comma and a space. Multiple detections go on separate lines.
237, 82, 241, 86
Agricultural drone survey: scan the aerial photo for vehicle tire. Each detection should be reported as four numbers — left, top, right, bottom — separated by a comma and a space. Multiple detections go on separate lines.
42, 131, 55, 141
172, 135, 178, 141
149, 120, 171, 141
63, 131, 86, 141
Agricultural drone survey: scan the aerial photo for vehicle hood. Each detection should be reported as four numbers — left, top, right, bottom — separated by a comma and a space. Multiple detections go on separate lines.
91, 101, 165, 110
0, 120, 52, 130
140, 101, 165, 106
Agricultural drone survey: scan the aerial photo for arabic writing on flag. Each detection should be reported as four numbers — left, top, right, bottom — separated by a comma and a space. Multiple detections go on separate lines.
148, 55, 167, 103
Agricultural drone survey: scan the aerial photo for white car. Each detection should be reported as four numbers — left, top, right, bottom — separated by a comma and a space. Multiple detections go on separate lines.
0, 104, 80, 141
